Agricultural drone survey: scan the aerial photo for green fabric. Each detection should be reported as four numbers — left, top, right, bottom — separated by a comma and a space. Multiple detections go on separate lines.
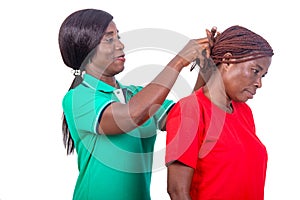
63, 74, 174, 200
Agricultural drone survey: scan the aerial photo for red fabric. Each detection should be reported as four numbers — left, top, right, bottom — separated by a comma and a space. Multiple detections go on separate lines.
166, 88, 268, 200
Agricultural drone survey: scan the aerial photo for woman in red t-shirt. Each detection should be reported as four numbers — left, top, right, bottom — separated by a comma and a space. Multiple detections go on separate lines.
166, 25, 274, 200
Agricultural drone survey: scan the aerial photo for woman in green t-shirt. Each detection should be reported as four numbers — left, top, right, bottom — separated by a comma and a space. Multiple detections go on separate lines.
59, 8, 215, 200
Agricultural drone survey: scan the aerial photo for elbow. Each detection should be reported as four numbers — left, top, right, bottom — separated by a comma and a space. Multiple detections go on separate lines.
167, 186, 190, 200
129, 109, 150, 126
167, 186, 178, 199
167, 180, 191, 200
130, 103, 162, 125
167, 161, 193, 199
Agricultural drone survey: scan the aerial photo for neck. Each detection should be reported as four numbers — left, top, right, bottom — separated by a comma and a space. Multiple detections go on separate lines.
85, 64, 118, 88
203, 70, 233, 113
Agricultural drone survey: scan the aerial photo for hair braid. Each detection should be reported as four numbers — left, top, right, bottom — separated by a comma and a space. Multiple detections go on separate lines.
211, 25, 274, 65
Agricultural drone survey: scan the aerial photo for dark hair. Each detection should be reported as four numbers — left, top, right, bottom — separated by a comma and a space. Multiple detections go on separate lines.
211, 25, 274, 65
59, 9, 113, 154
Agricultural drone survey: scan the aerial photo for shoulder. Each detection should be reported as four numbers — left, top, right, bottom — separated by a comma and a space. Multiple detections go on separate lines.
174, 90, 204, 109
62, 90, 74, 109
169, 92, 203, 119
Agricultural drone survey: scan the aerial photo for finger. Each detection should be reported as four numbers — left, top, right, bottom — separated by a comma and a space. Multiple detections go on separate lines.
211, 26, 217, 37
206, 29, 214, 48
205, 29, 212, 39
205, 46, 211, 57
194, 37, 209, 45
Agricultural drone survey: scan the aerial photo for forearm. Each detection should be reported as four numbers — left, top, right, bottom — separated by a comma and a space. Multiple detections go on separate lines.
192, 56, 215, 92
128, 56, 183, 125
168, 191, 191, 200
193, 71, 206, 92
167, 162, 194, 200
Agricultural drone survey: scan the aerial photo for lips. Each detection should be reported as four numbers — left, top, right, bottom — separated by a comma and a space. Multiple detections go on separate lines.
245, 89, 256, 99
115, 54, 125, 62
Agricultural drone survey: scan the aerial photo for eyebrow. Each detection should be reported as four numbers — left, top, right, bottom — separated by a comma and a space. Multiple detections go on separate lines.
103, 30, 119, 36
256, 64, 264, 71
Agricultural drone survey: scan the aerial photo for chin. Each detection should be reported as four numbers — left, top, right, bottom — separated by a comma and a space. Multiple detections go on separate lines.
114, 66, 125, 75
233, 96, 248, 103
242, 97, 250, 102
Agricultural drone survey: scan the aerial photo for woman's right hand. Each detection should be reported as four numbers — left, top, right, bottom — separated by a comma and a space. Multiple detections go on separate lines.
176, 37, 210, 68
176, 26, 219, 69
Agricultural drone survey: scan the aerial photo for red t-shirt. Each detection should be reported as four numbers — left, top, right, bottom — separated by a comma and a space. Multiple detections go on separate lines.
166, 88, 268, 200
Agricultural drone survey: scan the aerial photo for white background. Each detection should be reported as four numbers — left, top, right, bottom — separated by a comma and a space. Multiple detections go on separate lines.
0, 0, 299, 199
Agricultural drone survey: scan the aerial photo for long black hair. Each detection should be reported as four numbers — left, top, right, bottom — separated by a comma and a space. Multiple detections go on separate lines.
58, 9, 113, 154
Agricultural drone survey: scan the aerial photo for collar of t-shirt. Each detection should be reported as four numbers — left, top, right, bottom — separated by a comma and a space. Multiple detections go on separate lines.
81, 73, 131, 104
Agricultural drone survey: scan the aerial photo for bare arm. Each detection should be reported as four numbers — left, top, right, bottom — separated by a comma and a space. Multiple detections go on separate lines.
192, 56, 215, 91
193, 69, 207, 92
167, 161, 194, 200
193, 26, 219, 92
99, 38, 209, 134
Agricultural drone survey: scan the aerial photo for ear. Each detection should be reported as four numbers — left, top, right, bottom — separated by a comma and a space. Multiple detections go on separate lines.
220, 52, 233, 71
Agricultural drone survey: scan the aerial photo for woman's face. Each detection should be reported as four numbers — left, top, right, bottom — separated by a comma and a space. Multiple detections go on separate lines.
91, 21, 125, 77
223, 56, 272, 102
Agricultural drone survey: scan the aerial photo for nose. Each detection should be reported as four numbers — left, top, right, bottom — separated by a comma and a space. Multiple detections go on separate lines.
254, 77, 262, 88
115, 38, 124, 50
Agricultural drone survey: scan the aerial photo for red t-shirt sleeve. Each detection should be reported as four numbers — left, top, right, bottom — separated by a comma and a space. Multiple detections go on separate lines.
165, 95, 201, 169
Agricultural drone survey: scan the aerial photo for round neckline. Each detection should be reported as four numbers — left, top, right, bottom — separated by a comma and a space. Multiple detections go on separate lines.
197, 88, 237, 118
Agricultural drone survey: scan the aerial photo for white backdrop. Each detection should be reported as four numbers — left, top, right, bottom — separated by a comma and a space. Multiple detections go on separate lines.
0, 0, 299, 199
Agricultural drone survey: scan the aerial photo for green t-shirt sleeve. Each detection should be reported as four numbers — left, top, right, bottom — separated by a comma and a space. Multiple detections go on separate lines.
64, 88, 116, 135
154, 99, 175, 130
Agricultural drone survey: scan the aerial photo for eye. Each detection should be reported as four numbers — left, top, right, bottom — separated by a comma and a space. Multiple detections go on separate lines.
252, 68, 260, 75
103, 35, 121, 43
105, 37, 114, 43
262, 72, 267, 78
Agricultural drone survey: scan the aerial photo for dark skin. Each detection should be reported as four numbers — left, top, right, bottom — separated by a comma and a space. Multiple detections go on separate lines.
167, 55, 272, 200
86, 22, 217, 135
167, 161, 194, 200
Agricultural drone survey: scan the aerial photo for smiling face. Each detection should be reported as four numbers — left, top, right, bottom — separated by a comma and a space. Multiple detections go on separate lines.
222, 56, 272, 102
89, 21, 125, 77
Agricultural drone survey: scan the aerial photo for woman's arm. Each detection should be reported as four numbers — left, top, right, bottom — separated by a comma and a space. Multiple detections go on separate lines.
193, 26, 218, 92
192, 56, 215, 91
167, 161, 194, 200
99, 38, 210, 135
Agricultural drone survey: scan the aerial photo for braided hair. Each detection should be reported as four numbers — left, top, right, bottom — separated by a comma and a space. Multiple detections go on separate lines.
211, 25, 274, 65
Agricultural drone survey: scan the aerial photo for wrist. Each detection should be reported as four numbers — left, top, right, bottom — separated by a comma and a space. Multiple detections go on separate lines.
167, 55, 186, 72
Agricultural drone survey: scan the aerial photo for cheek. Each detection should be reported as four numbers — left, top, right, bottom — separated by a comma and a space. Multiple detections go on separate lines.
223, 72, 248, 98
229, 68, 253, 86
98, 46, 114, 57
223, 71, 241, 89
94, 48, 114, 65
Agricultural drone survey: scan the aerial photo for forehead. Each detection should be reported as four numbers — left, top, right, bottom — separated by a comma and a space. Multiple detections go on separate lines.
251, 57, 272, 71
236, 56, 271, 72
104, 21, 118, 33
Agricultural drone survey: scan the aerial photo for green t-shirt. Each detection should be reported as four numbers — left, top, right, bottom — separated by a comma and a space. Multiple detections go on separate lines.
63, 74, 174, 200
